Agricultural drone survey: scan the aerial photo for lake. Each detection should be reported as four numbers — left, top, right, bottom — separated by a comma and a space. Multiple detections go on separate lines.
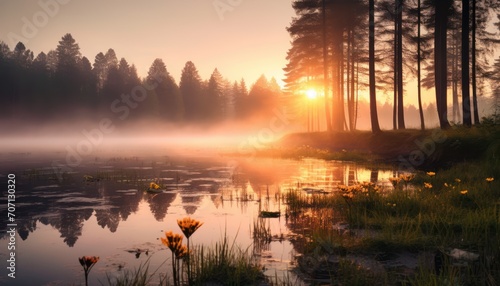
0, 148, 397, 285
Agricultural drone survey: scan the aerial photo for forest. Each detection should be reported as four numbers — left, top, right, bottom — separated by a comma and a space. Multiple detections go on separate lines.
0, 33, 282, 124
1, 0, 500, 132
284, 0, 500, 132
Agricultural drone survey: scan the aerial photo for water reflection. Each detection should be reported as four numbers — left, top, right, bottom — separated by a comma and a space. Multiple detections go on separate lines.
0, 154, 397, 284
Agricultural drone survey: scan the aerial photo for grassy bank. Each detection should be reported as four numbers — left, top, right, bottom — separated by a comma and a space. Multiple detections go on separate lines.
284, 149, 499, 285
274, 124, 500, 169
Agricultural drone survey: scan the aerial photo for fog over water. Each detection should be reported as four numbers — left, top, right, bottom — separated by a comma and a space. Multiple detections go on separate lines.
0, 117, 297, 158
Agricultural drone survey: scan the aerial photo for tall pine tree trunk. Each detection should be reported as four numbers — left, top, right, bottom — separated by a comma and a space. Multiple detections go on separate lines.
462, 0, 472, 126
332, 29, 344, 131
397, 0, 405, 129
369, 0, 381, 133
347, 28, 353, 130
340, 35, 347, 131
417, 0, 425, 130
322, 0, 332, 132
350, 31, 356, 130
393, 4, 398, 130
435, 1, 451, 129
452, 29, 460, 122
471, 0, 480, 124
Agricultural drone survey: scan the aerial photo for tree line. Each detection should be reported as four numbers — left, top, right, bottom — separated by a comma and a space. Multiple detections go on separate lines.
284, 0, 500, 132
0, 33, 283, 124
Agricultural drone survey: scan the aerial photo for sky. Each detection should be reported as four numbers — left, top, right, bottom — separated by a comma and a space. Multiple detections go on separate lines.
0, 0, 295, 87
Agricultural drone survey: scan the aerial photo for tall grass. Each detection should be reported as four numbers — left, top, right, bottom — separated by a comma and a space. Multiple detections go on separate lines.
102, 257, 167, 286
190, 236, 264, 285
284, 149, 500, 285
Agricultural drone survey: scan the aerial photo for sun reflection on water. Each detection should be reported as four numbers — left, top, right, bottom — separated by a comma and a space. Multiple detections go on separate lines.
0, 155, 399, 285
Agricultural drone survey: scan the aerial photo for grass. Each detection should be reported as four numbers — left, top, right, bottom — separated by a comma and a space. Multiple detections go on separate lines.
282, 126, 500, 285
100, 236, 264, 286
276, 123, 500, 169
191, 236, 264, 285
102, 258, 165, 286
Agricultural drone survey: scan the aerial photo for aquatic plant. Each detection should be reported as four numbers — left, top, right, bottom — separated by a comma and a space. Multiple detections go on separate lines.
177, 217, 203, 285
78, 256, 99, 286
161, 231, 186, 286
177, 217, 203, 239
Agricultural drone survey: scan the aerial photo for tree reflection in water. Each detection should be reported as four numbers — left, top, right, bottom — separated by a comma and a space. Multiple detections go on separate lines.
0, 154, 395, 285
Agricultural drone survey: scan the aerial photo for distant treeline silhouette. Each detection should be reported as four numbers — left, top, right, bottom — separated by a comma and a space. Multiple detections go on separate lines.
0, 33, 283, 123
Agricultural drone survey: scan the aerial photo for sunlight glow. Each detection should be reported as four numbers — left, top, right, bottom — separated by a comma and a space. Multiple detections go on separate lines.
306, 88, 318, 99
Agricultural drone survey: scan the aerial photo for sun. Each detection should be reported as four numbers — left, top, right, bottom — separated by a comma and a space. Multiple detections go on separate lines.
306, 88, 318, 99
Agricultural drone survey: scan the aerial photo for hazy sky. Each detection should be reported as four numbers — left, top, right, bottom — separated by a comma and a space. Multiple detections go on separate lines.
0, 0, 294, 86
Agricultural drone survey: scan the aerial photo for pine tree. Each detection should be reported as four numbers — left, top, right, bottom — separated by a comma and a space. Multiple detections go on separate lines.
147, 58, 183, 122
180, 61, 203, 121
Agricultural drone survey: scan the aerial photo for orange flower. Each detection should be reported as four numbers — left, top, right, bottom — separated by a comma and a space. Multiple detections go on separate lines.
486, 177, 494, 183
426, 172, 436, 177
424, 182, 432, 189
79, 256, 99, 269
399, 174, 415, 182
177, 217, 203, 239
161, 231, 183, 252
79, 255, 99, 286
460, 190, 468, 195
174, 245, 188, 259
161, 231, 188, 259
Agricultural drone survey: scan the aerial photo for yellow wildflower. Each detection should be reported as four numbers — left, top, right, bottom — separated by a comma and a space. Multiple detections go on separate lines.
424, 182, 432, 189
174, 245, 188, 259
400, 174, 415, 182
149, 182, 160, 190
177, 217, 203, 239
426, 171, 436, 177
161, 231, 183, 251
455, 178, 461, 183
460, 190, 468, 195
486, 177, 494, 183
161, 231, 188, 259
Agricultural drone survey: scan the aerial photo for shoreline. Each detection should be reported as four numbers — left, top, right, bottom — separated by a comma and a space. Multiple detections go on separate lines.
273, 127, 499, 170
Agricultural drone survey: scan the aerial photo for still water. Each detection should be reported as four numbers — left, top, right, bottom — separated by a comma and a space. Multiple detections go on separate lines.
0, 151, 396, 285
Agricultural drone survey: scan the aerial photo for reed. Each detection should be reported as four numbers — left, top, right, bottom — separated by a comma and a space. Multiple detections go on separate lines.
190, 235, 264, 285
